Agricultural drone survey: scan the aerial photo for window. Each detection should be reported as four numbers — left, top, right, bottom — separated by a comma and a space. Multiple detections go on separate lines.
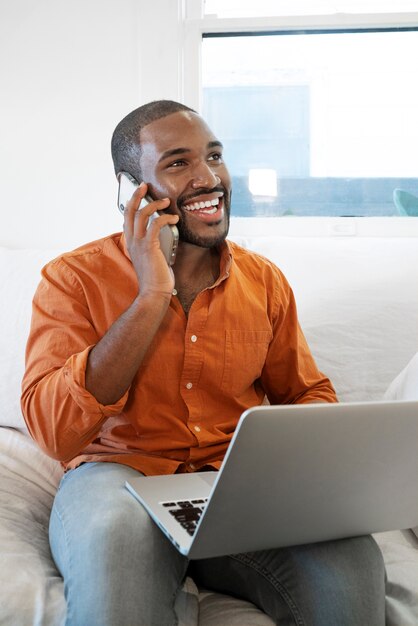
202, 28, 418, 216
139, 0, 418, 224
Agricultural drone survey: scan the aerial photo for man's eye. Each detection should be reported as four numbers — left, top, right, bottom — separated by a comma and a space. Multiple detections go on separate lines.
169, 159, 186, 167
208, 152, 223, 162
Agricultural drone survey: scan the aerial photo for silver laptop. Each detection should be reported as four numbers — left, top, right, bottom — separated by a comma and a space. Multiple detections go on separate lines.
125, 400, 418, 560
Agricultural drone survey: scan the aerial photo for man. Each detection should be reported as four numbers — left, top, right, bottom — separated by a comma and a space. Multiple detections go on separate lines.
21, 100, 385, 626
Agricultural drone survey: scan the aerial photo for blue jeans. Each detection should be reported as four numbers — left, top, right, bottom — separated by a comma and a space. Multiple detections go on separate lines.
49, 462, 386, 626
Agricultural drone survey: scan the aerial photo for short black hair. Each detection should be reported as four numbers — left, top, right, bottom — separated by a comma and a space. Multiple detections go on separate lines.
111, 100, 196, 181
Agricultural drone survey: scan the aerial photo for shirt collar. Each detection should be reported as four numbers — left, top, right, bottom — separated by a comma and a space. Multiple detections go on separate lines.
218, 239, 233, 281
118, 232, 233, 281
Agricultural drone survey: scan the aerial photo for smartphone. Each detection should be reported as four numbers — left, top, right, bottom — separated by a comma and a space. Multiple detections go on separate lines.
117, 171, 179, 266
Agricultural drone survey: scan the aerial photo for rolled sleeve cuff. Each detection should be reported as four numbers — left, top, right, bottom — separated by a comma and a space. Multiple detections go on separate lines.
63, 346, 129, 418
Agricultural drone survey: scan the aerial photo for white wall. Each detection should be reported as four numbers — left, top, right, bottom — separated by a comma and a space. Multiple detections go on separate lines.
0, 0, 143, 250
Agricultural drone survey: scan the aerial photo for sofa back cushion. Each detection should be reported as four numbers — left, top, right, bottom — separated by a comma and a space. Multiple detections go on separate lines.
230, 236, 418, 403
1, 236, 418, 430
0, 248, 59, 429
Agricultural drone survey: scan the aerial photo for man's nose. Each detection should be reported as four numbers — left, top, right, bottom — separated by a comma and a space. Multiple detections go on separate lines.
191, 161, 220, 189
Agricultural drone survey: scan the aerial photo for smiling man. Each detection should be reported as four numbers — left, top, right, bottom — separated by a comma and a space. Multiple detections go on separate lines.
21, 100, 385, 626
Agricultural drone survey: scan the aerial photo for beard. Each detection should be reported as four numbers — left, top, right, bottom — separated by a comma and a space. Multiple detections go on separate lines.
176, 187, 231, 249
176, 210, 230, 248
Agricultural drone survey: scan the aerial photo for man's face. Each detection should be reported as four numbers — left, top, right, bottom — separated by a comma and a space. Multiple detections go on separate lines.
138, 111, 232, 248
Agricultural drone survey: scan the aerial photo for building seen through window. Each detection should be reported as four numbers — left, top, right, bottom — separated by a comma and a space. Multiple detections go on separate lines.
202, 29, 418, 217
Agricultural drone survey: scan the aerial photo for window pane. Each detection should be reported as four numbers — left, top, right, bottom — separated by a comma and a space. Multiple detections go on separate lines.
202, 30, 418, 216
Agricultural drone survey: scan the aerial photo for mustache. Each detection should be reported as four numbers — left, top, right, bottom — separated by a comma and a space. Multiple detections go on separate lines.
177, 185, 226, 208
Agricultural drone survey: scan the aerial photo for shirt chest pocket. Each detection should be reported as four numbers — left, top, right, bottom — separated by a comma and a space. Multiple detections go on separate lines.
221, 329, 272, 396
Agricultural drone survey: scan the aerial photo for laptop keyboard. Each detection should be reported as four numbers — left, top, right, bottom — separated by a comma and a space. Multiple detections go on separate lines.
161, 498, 208, 536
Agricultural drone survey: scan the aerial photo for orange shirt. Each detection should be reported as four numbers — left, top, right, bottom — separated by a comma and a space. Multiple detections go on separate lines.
21, 233, 337, 474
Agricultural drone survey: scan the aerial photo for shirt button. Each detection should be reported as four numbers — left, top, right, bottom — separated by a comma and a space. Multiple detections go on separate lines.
194, 425, 201, 433
186, 382, 193, 389
191, 335, 197, 342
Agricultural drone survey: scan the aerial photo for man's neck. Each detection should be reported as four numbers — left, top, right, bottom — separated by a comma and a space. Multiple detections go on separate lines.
172, 242, 221, 314
173, 241, 220, 285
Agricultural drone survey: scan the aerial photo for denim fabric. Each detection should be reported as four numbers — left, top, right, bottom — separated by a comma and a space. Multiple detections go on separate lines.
50, 462, 386, 626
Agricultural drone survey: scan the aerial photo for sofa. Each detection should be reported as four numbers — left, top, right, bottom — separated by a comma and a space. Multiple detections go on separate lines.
1, 228, 418, 626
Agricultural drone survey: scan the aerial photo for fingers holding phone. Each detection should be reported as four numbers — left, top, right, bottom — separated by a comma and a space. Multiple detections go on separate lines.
117, 172, 179, 298
123, 182, 169, 239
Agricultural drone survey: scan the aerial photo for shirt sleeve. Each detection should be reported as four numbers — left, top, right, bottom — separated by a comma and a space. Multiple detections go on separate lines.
261, 270, 338, 405
21, 258, 129, 462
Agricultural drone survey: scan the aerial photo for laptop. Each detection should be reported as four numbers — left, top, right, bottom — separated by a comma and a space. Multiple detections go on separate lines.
125, 400, 418, 560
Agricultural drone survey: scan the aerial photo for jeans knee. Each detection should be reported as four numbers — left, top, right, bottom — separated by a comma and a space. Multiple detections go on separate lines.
50, 463, 157, 568
345, 535, 385, 577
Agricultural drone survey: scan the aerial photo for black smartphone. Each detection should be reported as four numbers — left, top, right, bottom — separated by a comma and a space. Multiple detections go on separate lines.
117, 171, 178, 266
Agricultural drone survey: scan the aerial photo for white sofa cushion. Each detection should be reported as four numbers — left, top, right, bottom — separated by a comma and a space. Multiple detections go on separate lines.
2, 237, 418, 430
228, 236, 418, 404
384, 352, 418, 402
384, 352, 418, 541
0, 248, 60, 429
0, 427, 65, 625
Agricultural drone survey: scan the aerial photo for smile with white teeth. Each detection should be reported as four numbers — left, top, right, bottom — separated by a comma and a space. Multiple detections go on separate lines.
183, 196, 221, 214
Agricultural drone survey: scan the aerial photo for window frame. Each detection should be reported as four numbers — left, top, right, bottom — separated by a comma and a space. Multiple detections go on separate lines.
138, 0, 418, 234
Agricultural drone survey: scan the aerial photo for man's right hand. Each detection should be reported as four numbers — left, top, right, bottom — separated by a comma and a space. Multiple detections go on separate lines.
123, 182, 179, 300
84, 184, 179, 406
